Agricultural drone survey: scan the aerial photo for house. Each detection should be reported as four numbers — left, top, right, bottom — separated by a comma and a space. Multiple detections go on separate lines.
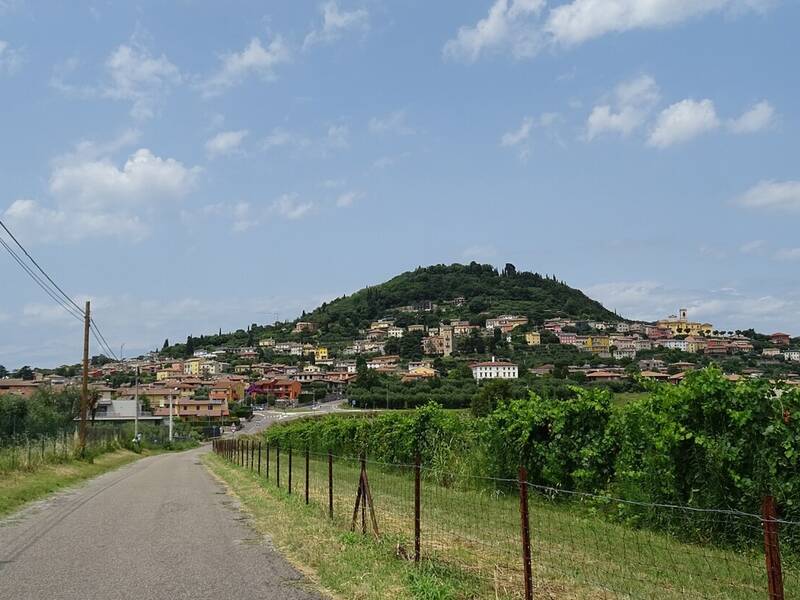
402, 366, 438, 382
685, 337, 708, 354
525, 332, 541, 346
0, 379, 39, 397
557, 331, 578, 346
530, 364, 554, 376
314, 347, 329, 361
451, 321, 479, 337
422, 326, 453, 356
639, 370, 670, 381
258, 338, 275, 348
387, 327, 405, 338
407, 324, 427, 333
367, 355, 400, 370
293, 321, 318, 334
183, 358, 202, 376
366, 328, 388, 341
770, 333, 791, 347
584, 335, 611, 355
784, 351, 800, 362
704, 338, 730, 356
200, 360, 228, 376
152, 397, 230, 420
485, 315, 529, 334
246, 379, 302, 401
659, 339, 688, 352
762, 348, 782, 357
638, 358, 666, 372
471, 360, 518, 380
585, 370, 626, 382
656, 308, 713, 336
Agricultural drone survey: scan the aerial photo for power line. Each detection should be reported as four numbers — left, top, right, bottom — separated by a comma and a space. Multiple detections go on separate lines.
0, 219, 119, 362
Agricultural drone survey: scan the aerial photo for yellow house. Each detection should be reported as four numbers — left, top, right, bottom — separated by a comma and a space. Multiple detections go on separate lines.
156, 369, 173, 381
657, 308, 713, 336
525, 332, 541, 346
314, 347, 329, 361
183, 358, 202, 376
584, 335, 610, 354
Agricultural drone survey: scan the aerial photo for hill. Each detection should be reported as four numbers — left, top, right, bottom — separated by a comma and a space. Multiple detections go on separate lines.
159, 262, 621, 357
307, 262, 620, 338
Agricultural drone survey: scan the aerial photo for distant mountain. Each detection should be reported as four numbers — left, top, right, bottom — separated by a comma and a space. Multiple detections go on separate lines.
306, 263, 621, 337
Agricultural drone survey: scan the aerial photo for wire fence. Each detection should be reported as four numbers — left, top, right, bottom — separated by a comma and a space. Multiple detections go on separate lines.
0, 428, 121, 474
213, 438, 798, 600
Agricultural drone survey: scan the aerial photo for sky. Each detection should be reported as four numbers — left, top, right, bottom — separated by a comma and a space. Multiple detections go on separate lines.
1, 0, 799, 369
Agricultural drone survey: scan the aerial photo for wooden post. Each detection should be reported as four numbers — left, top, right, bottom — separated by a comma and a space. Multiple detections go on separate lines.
288, 447, 293, 494
518, 467, 533, 600
78, 301, 90, 455
305, 446, 310, 505
258, 442, 262, 475
266, 442, 270, 479
762, 495, 785, 600
414, 453, 421, 563
328, 450, 333, 519
276, 444, 280, 487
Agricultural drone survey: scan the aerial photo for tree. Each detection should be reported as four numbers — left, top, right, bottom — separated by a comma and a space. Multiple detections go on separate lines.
14, 366, 34, 381
471, 379, 515, 417
0, 365, 7, 378
162, 339, 169, 350
185, 335, 195, 357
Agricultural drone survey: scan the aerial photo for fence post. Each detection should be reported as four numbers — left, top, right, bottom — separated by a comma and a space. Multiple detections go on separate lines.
305, 446, 310, 505
328, 449, 333, 519
250, 440, 255, 470
518, 467, 533, 600
277, 444, 281, 487
266, 442, 270, 479
762, 495, 785, 600
288, 447, 293, 494
258, 442, 262, 476
415, 452, 421, 564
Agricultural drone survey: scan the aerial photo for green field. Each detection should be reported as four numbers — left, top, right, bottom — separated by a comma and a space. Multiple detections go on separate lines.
207, 447, 795, 599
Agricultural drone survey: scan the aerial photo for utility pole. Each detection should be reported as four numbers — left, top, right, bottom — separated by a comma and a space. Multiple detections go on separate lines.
169, 387, 175, 442
79, 300, 90, 455
134, 365, 139, 438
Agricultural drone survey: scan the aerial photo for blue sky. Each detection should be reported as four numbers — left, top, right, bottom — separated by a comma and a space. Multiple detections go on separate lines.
1, 0, 799, 368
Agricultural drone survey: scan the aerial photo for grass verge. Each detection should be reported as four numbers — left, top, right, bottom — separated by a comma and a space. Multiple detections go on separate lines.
206, 448, 797, 599
0, 449, 145, 517
203, 452, 480, 600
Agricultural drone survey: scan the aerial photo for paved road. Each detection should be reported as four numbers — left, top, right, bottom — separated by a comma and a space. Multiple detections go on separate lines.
0, 447, 325, 600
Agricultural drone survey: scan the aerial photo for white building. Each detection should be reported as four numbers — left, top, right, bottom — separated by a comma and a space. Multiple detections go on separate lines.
660, 339, 689, 352
784, 351, 800, 362
471, 360, 519, 380
387, 326, 405, 338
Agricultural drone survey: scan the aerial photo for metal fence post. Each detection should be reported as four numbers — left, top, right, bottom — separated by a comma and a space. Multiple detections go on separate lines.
762, 495, 785, 600
305, 446, 310, 505
518, 466, 533, 600
415, 452, 421, 564
328, 449, 333, 519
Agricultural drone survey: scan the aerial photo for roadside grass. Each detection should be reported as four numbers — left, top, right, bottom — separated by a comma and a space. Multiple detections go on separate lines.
0, 448, 144, 517
612, 391, 649, 406
208, 447, 796, 599
203, 452, 480, 600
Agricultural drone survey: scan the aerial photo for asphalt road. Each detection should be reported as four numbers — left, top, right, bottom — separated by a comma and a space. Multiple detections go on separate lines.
0, 447, 326, 600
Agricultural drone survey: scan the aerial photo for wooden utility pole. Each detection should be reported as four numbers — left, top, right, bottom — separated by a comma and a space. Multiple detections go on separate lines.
78, 300, 90, 454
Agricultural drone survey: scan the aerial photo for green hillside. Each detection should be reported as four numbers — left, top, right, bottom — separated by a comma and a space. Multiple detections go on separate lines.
309, 263, 620, 338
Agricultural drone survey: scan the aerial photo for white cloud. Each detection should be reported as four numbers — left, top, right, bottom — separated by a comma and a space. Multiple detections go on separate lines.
271, 194, 314, 219
368, 110, 415, 135
586, 74, 660, 140
200, 37, 290, 97
739, 240, 766, 255
261, 127, 311, 151
2, 142, 200, 243
103, 43, 181, 119
647, 99, 719, 148
443, 0, 545, 62
728, 100, 775, 134
335, 191, 360, 208
445, 0, 767, 62
501, 116, 534, 147
304, 1, 369, 49
50, 148, 200, 210
0, 39, 23, 75
261, 124, 348, 156
3, 198, 148, 242
546, 0, 765, 46
775, 248, 800, 261
205, 129, 249, 157
737, 180, 800, 212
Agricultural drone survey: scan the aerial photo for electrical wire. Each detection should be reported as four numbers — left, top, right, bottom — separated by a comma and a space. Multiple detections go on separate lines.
0, 219, 120, 362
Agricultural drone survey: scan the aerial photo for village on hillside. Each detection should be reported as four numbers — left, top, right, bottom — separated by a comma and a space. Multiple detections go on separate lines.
2, 303, 799, 430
